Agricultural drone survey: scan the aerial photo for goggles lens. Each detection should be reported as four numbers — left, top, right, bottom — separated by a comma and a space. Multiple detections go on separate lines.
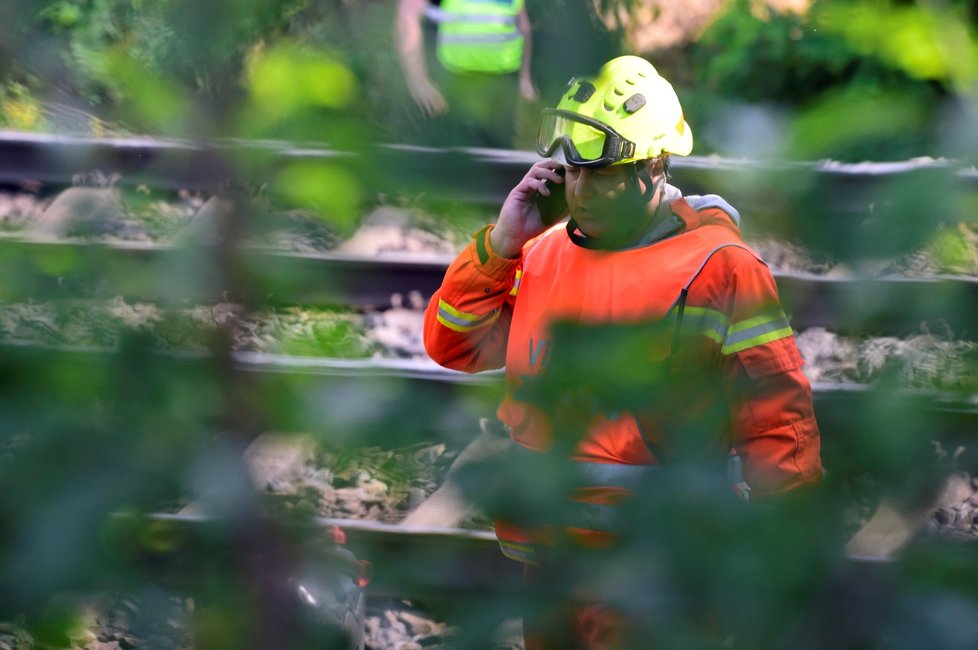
537, 110, 609, 163
536, 109, 637, 168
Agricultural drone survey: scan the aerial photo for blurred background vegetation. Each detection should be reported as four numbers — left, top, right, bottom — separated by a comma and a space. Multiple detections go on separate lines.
1, 0, 978, 648
0, 0, 975, 160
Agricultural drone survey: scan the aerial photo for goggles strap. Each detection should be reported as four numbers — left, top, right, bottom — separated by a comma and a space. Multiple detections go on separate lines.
619, 140, 636, 160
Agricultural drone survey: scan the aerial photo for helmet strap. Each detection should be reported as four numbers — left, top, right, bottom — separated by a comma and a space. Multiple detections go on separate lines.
629, 158, 665, 204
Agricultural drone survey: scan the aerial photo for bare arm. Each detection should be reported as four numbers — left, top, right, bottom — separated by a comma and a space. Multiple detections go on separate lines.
395, 0, 448, 116
516, 5, 538, 102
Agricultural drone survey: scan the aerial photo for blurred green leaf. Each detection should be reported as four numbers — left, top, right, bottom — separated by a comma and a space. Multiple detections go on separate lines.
25, 599, 89, 649
30, 247, 80, 277
247, 42, 358, 116
37, 1, 84, 29
90, 48, 190, 133
0, 83, 46, 131
790, 87, 926, 161
817, 1, 978, 90
929, 225, 976, 272
272, 160, 363, 235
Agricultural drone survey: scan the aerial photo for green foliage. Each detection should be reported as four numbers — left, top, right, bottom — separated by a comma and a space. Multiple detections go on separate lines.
788, 86, 931, 160
297, 1, 411, 143
26, 0, 315, 133
687, 0, 978, 161
89, 48, 191, 133
817, 0, 978, 91
247, 43, 358, 116
268, 308, 376, 358
271, 161, 363, 235
2, 1, 978, 647
37, 1, 85, 30
0, 300, 380, 360
634, 0, 978, 102
0, 83, 47, 131
692, 0, 855, 104
929, 224, 978, 274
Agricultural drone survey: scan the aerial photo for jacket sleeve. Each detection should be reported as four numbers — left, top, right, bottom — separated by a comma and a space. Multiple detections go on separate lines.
719, 254, 824, 497
423, 225, 522, 373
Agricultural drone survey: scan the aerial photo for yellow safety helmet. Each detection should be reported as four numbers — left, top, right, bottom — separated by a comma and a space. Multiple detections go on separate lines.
536, 55, 693, 167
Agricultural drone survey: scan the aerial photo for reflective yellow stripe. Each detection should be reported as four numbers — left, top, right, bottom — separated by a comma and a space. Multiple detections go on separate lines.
437, 0, 523, 73
670, 304, 792, 353
509, 269, 522, 297
436, 299, 500, 333
674, 305, 729, 345
498, 539, 537, 565
721, 309, 793, 354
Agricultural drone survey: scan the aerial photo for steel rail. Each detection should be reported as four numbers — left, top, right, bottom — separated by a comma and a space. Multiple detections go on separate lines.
128, 512, 903, 601
2, 237, 978, 337
0, 131, 974, 207
95, 508, 906, 650
1, 342, 976, 466
0, 131, 350, 190
134, 512, 516, 597
0, 237, 453, 309
0, 130, 971, 179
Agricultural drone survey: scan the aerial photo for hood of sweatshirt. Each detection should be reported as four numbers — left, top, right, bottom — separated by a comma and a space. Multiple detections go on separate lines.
567, 183, 741, 251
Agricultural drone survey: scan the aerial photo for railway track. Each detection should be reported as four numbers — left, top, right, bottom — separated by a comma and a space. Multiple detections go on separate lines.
128, 513, 514, 598
1, 131, 975, 227
3, 131, 978, 646
2, 237, 978, 337
132, 512, 915, 598
3, 342, 976, 473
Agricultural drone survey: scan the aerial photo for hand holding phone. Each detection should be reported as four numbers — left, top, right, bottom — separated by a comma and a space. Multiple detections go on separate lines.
534, 165, 568, 226
493, 162, 568, 258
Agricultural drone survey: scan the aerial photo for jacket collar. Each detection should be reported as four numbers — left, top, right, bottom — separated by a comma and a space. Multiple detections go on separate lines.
566, 182, 685, 251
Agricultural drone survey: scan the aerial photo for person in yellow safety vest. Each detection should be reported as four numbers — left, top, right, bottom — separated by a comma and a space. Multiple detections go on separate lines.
423, 55, 823, 649
395, 0, 538, 148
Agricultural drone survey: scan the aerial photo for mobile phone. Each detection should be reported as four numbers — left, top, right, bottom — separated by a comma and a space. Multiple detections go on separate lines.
534, 166, 568, 226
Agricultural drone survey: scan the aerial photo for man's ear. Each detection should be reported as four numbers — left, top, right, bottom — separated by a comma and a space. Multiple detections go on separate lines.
645, 156, 668, 179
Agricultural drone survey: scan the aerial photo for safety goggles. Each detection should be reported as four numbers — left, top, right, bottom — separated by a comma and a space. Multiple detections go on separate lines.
536, 109, 637, 168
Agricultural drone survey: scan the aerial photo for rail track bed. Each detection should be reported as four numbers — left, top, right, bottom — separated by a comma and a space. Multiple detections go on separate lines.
3, 131, 978, 648
2, 342, 977, 461
0, 236, 975, 321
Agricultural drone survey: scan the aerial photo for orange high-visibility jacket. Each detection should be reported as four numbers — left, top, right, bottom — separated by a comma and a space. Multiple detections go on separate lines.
423, 194, 823, 563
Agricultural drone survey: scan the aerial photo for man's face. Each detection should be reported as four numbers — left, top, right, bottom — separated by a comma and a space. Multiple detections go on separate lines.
564, 162, 662, 241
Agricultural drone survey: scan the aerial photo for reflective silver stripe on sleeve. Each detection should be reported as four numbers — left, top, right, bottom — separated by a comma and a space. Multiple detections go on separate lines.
437, 304, 499, 331
439, 32, 522, 44
509, 269, 522, 296
682, 308, 728, 344
425, 7, 517, 24
498, 540, 537, 564
509, 443, 658, 491
575, 461, 658, 490
721, 313, 793, 354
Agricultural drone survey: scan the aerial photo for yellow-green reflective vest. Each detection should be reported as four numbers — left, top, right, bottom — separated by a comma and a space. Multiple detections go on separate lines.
428, 0, 524, 74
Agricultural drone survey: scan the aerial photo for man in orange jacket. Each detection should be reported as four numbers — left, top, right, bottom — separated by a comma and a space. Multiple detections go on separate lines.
423, 55, 823, 648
